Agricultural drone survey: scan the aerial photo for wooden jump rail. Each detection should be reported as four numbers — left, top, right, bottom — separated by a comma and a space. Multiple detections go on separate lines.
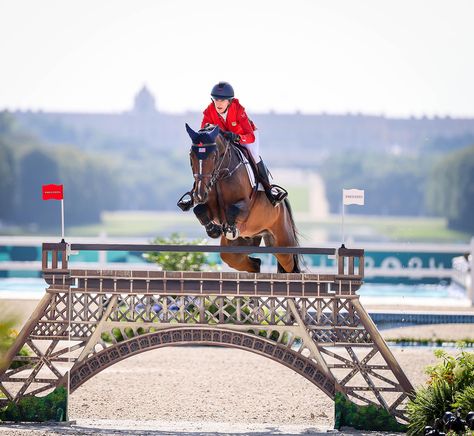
0, 242, 412, 430
41, 242, 365, 278
41, 242, 365, 297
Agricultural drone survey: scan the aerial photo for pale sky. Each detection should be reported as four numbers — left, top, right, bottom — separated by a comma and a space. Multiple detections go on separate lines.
0, 0, 473, 117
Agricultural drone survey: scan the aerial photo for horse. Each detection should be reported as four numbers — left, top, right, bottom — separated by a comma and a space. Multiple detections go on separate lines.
184, 123, 301, 273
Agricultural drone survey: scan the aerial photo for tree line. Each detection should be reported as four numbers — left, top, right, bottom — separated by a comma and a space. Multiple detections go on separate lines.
317, 143, 474, 233
1, 110, 472, 234
0, 111, 190, 229
0, 112, 119, 227
426, 144, 474, 233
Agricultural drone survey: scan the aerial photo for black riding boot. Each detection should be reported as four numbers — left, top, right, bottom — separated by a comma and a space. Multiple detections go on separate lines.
177, 191, 194, 212
256, 160, 288, 206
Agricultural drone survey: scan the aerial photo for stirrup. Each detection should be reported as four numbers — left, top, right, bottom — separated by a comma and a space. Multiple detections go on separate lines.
269, 185, 288, 205
177, 192, 194, 212
271, 185, 288, 200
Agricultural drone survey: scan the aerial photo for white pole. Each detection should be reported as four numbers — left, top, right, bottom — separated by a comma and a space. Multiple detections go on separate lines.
470, 237, 474, 306
341, 195, 345, 247
61, 199, 65, 242
67, 283, 71, 421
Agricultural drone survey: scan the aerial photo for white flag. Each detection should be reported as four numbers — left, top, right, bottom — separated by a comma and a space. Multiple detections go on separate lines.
343, 189, 365, 206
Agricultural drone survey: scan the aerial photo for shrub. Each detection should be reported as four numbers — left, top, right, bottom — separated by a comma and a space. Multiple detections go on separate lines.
407, 380, 455, 435
144, 233, 211, 271
0, 313, 30, 370
407, 349, 474, 435
453, 385, 474, 414
425, 349, 474, 391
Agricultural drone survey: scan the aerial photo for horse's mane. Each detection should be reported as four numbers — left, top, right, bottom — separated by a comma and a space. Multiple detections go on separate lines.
199, 124, 219, 133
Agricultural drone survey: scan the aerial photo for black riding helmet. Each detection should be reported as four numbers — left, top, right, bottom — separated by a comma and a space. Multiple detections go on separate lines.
211, 81, 234, 100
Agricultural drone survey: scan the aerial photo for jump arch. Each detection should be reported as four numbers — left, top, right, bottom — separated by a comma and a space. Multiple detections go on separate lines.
0, 242, 413, 431
69, 327, 335, 397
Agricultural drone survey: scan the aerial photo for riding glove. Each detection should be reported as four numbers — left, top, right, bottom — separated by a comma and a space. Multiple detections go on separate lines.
222, 131, 240, 143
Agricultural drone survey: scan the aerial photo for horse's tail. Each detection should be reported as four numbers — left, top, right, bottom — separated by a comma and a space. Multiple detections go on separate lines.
283, 198, 303, 273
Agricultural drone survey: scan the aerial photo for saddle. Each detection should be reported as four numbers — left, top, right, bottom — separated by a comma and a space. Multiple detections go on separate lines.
232, 142, 287, 205
233, 143, 261, 182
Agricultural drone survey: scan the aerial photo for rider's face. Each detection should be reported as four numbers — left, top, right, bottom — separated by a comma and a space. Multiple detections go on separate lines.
213, 98, 231, 114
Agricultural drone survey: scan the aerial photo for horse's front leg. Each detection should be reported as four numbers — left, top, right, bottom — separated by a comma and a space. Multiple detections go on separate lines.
223, 200, 248, 240
193, 204, 222, 239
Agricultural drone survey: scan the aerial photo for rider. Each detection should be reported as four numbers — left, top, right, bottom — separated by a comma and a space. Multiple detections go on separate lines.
177, 81, 287, 211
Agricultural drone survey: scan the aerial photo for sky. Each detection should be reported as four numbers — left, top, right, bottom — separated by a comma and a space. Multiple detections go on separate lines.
0, 0, 473, 117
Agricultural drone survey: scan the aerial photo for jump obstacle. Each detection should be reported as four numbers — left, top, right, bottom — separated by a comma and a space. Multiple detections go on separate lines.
0, 243, 414, 430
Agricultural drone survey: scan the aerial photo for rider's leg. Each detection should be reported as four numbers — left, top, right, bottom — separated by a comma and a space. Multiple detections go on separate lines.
245, 131, 261, 163
244, 132, 288, 206
256, 160, 288, 206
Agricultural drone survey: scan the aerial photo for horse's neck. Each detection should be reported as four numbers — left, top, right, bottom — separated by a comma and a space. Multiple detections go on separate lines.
216, 136, 226, 155
216, 137, 235, 166
215, 137, 252, 194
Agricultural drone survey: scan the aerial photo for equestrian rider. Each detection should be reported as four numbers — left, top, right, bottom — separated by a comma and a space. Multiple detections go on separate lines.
178, 81, 287, 211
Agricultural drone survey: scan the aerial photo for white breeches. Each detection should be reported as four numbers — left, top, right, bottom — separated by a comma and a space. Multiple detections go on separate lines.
242, 130, 261, 162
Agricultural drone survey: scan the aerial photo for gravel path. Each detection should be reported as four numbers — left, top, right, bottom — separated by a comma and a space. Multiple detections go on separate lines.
2, 299, 472, 436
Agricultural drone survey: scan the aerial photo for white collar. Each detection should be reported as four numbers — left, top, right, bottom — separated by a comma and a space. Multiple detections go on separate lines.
219, 110, 228, 121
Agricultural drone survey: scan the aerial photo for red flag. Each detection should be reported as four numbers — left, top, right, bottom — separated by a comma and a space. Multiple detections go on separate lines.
42, 184, 63, 200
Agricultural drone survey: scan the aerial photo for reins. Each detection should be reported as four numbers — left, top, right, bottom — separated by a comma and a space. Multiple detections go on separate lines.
193, 137, 243, 191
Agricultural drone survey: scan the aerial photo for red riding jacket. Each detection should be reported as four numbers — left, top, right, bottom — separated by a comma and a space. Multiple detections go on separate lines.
201, 98, 256, 144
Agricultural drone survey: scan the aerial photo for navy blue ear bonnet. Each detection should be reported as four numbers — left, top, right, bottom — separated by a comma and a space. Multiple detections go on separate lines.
185, 123, 220, 145
191, 144, 217, 159
186, 123, 220, 160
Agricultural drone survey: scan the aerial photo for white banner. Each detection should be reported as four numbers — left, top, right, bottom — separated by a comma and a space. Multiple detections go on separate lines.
343, 188, 365, 206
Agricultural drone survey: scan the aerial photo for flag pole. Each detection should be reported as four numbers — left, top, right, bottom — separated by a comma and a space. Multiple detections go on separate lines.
341, 191, 345, 248
61, 199, 65, 243
67, 282, 71, 422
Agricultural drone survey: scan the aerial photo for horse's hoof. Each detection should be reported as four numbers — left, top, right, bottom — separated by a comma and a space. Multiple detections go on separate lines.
205, 223, 222, 239
249, 256, 261, 273
224, 226, 239, 240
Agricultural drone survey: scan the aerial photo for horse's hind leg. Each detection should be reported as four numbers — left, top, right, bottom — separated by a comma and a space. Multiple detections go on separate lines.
266, 224, 300, 273
220, 236, 262, 273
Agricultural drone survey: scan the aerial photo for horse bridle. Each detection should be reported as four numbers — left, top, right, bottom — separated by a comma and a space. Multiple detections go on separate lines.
192, 139, 243, 192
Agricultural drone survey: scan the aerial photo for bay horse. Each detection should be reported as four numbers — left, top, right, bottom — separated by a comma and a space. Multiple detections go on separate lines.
184, 123, 301, 273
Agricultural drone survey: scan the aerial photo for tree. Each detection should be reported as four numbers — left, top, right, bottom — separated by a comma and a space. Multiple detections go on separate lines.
15, 149, 61, 227
0, 110, 19, 137
319, 152, 428, 216
54, 146, 120, 225
426, 144, 474, 233
0, 142, 15, 221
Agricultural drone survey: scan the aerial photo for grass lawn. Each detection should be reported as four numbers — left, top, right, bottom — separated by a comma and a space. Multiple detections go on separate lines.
60, 211, 471, 243
297, 214, 470, 243
286, 186, 310, 213
68, 211, 197, 238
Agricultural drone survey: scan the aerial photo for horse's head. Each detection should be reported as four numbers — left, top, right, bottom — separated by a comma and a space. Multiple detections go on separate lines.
185, 123, 221, 204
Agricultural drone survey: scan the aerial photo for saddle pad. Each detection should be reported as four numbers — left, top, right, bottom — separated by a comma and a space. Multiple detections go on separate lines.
234, 148, 265, 191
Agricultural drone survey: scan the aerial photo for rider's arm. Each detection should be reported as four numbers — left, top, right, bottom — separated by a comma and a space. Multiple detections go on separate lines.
237, 110, 256, 144
201, 108, 213, 128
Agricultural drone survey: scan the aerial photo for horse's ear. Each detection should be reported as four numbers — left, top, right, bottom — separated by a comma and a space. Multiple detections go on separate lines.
185, 123, 200, 144
208, 125, 220, 142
